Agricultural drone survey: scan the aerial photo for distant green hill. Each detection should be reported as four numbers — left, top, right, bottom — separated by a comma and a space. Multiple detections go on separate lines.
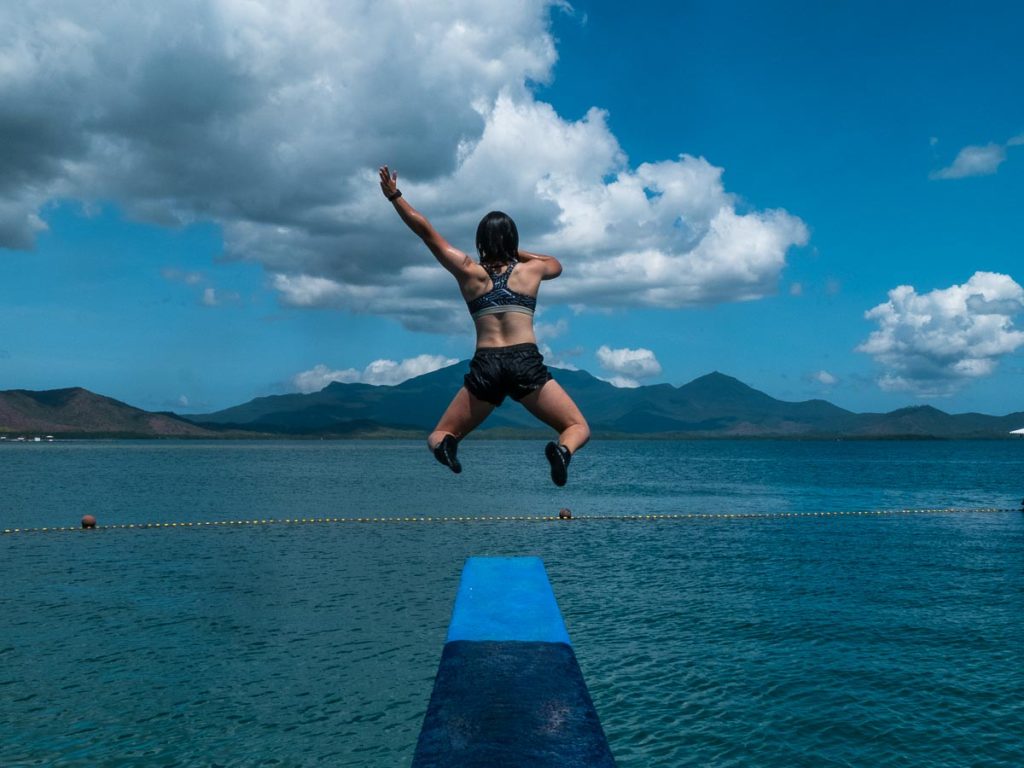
186, 365, 1024, 439
0, 387, 217, 437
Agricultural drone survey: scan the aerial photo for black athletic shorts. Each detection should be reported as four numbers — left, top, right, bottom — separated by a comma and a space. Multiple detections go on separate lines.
464, 343, 553, 406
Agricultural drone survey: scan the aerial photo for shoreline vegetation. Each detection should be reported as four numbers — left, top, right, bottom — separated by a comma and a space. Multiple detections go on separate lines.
4, 436, 1019, 442
2, 430, 1021, 442
3, 366, 1023, 441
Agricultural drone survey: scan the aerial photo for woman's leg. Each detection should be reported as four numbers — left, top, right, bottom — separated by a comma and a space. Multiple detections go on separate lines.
518, 379, 590, 453
428, 386, 496, 450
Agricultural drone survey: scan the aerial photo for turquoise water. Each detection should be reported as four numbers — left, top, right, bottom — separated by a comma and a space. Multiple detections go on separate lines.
2, 440, 1023, 766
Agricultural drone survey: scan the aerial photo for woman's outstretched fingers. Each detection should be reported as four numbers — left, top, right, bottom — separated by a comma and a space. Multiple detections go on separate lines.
379, 165, 399, 196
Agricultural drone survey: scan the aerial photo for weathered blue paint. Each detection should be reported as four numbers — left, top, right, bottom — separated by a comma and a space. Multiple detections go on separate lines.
413, 557, 615, 767
446, 557, 571, 645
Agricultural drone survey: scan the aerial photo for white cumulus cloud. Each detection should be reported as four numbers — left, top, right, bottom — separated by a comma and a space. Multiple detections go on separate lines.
596, 345, 662, 388
602, 376, 641, 389
535, 317, 569, 341
293, 364, 361, 392
857, 271, 1024, 395
930, 143, 1006, 180
538, 343, 579, 371
812, 370, 837, 386
200, 286, 239, 307
362, 355, 460, 385
2, 1, 807, 331
929, 131, 1024, 181
161, 268, 204, 285
292, 354, 459, 392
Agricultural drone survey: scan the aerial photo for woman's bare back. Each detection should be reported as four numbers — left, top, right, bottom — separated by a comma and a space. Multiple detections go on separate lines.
459, 259, 547, 348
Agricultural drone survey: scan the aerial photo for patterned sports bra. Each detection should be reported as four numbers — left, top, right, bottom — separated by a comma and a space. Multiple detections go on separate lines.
466, 258, 537, 320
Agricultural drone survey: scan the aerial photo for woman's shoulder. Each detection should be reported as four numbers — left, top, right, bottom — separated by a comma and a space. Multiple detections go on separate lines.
456, 260, 490, 288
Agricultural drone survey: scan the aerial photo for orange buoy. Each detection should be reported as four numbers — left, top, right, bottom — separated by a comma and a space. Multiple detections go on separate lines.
558, 508, 572, 520
81, 515, 97, 529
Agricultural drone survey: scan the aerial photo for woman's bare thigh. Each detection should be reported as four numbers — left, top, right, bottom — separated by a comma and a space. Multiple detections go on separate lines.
433, 386, 495, 439
517, 379, 586, 433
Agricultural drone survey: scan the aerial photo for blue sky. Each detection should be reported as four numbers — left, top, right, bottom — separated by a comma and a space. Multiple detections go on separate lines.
1, 1, 1022, 415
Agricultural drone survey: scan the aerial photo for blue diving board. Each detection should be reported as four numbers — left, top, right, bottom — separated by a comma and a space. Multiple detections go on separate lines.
412, 557, 615, 767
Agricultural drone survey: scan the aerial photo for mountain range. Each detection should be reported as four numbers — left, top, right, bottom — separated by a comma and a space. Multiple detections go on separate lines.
187, 366, 1024, 439
3, 368, 1023, 439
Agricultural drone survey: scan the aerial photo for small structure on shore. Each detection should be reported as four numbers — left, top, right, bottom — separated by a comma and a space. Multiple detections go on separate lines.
1011, 428, 1024, 436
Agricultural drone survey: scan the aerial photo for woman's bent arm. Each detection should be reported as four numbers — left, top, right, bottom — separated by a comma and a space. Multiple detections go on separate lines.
379, 165, 472, 277
518, 249, 562, 280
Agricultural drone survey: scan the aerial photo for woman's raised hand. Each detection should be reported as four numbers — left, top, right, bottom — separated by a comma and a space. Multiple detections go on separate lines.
379, 165, 399, 199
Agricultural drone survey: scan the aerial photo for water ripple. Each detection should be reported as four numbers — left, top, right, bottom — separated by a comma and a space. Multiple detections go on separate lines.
2, 441, 1023, 766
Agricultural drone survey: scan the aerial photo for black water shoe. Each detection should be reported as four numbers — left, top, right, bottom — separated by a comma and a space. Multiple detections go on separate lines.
545, 441, 571, 487
433, 435, 462, 474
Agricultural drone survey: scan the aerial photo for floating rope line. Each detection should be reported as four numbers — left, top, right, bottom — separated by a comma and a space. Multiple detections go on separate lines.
2, 506, 1020, 536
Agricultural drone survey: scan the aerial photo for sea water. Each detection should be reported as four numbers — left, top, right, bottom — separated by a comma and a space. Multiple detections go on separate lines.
2, 440, 1023, 766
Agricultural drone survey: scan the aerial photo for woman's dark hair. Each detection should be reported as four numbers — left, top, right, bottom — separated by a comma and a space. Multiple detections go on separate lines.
476, 211, 519, 266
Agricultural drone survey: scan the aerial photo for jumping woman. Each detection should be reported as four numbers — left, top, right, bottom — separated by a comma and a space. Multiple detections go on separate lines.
379, 165, 589, 486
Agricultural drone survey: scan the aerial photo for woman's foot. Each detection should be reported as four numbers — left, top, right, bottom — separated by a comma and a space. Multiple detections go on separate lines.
432, 434, 462, 474
545, 441, 571, 486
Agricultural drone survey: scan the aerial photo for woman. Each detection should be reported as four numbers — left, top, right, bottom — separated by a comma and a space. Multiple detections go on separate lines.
379, 165, 589, 486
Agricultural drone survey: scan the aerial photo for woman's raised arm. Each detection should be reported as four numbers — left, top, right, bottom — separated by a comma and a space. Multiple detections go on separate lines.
379, 166, 473, 277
